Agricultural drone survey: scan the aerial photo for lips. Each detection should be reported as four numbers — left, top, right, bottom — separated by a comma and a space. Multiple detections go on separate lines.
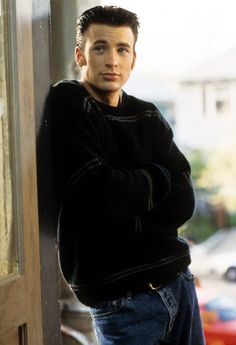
101, 73, 120, 81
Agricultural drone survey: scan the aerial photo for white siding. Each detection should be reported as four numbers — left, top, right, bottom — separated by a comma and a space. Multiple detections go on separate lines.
175, 81, 236, 151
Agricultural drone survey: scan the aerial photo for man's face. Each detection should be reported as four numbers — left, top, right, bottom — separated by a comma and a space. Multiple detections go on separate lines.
75, 24, 136, 104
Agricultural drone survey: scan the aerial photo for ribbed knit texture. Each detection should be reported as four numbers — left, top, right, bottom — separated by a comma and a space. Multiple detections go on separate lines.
49, 80, 195, 306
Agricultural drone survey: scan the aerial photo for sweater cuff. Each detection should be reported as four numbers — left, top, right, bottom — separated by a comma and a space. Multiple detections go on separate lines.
139, 169, 154, 211
141, 163, 171, 210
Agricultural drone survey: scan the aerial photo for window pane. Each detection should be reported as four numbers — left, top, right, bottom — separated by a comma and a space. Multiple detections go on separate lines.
0, 0, 17, 279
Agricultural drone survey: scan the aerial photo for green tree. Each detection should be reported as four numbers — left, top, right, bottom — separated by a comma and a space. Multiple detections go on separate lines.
182, 148, 236, 243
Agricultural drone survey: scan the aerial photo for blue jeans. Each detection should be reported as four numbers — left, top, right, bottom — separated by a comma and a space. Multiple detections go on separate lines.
90, 269, 205, 345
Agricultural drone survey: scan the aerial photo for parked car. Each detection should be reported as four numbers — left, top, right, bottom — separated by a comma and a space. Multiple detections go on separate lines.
190, 228, 236, 281
196, 287, 236, 345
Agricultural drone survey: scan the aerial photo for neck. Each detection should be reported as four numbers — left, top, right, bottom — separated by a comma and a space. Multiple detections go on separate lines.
80, 80, 121, 107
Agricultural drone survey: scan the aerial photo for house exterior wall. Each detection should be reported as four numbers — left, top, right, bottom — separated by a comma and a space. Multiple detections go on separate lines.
175, 81, 236, 151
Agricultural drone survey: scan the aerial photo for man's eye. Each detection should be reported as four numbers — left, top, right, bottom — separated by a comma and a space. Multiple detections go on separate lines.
118, 48, 129, 55
94, 45, 105, 53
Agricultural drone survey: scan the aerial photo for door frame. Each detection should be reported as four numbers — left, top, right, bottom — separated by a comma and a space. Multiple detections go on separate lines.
0, 0, 43, 343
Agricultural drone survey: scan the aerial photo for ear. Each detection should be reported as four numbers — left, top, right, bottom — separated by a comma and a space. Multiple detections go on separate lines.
75, 46, 86, 67
131, 51, 136, 70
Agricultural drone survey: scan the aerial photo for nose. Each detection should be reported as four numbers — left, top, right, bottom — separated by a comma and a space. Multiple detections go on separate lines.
105, 50, 118, 67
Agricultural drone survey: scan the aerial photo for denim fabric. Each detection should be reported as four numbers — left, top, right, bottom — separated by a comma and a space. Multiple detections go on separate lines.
90, 269, 205, 345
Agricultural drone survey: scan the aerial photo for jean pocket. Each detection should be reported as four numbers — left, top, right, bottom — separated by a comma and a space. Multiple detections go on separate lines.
90, 298, 123, 319
182, 268, 195, 282
155, 285, 179, 334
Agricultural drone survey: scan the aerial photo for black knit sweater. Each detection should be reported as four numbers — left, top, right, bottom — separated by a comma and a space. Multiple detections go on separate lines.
49, 80, 195, 306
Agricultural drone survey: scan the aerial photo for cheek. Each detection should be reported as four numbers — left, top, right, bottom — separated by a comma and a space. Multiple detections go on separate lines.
124, 61, 134, 75
130, 56, 136, 69
87, 57, 101, 70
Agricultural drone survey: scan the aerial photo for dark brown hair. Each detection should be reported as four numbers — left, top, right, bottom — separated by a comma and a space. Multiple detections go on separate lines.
75, 5, 140, 49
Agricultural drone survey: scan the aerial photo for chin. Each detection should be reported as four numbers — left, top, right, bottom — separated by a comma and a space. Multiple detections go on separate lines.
99, 79, 124, 89
99, 84, 122, 93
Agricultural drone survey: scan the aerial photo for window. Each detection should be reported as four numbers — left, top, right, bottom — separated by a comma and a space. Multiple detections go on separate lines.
216, 100, 229, 115
215, 83, 230, 116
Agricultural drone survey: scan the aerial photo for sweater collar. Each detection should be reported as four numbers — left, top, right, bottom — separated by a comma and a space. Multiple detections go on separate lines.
78, 81, 126, 115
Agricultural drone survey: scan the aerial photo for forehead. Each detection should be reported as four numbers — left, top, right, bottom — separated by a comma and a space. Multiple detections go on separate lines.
84, 24, 135, 46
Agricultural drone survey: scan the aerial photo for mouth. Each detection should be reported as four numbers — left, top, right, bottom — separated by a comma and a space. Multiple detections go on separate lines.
101, 73, 120, 81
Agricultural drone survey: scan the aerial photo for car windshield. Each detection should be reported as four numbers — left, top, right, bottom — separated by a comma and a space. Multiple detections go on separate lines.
197, 229, 236, 253
200, 231, 226, 251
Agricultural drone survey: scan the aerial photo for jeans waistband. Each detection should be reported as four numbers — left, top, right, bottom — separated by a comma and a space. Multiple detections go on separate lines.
125, 271, 182, 299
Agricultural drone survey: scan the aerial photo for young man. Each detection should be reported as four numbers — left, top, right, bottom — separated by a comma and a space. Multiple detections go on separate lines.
49, 5, 205, 345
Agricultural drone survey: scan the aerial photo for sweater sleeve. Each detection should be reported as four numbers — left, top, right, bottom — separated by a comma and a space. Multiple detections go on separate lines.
149, 110, 195, 228
50, 83, 170, 221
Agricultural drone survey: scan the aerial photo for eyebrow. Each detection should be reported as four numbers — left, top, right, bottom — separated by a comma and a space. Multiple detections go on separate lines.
93, 40, 132, 48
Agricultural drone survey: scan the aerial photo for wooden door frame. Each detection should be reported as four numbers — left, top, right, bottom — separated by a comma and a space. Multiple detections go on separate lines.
0, 0, 43, 344
33, 0, 62, 344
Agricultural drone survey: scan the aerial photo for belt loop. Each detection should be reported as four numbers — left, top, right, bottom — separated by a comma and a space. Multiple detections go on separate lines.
126, 289, 132, 300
